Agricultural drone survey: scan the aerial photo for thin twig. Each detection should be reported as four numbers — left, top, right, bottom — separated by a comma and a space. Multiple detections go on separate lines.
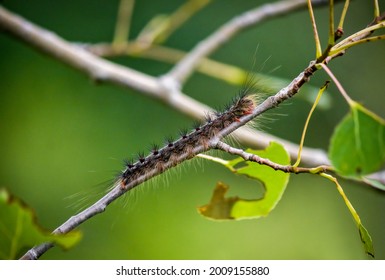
215, 141, 331, 174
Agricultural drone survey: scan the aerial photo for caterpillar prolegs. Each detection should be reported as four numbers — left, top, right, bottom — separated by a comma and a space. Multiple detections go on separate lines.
118, 94, 258, 190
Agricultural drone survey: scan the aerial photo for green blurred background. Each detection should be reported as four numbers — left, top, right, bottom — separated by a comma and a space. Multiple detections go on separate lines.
1, 0, 384, 259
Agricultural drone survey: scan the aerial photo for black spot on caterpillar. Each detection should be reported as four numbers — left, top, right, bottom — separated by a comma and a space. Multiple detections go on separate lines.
119, 94, 258, 189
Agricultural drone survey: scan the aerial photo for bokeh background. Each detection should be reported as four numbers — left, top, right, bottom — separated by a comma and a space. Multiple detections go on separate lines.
1, 0, 384, 259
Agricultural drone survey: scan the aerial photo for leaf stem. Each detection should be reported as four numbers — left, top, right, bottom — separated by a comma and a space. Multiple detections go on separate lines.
113, 0, 135, 47
197, 154, 233, 170
328, 0, 335, 46
307, 0, 322, 58
320, 173, 360, 223
337, 0, 350, 37
374, 0, 380, 18
332, 34, 385, 53
330, 21, 385, 54
293, 81, 329, 167
319, 63, 353, 105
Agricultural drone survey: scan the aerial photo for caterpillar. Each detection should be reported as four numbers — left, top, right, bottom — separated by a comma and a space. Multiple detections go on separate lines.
118, 93, 258, 190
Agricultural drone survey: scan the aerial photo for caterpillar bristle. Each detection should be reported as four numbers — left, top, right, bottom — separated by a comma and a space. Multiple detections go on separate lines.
124, 159, 135, 169
123, 158, 131, 167
137, 152, 146, 163
179, 128, 189, 138
150, 144, 160, 156
204, 113, 213, 123
192, 121, 202, 132
164, 137, 174, 148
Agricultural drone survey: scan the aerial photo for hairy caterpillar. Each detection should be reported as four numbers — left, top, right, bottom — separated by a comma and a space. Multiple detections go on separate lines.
118, 93, 258, 190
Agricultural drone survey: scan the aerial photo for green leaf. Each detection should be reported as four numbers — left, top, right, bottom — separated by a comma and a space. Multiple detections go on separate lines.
198, 142, 290, 220
0, 188, 82, 259
329, 102, 385, 177
359, 224, 375, 258
361, 177, 385, 191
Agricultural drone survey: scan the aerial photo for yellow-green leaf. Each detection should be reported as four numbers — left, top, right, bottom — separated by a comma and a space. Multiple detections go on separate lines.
198, 142, 290, 220
359, 224, 375, 258
0, 188, 82, 259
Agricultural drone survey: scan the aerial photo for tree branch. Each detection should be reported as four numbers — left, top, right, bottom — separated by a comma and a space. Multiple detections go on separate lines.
0, 4, 330, 166
20, 56, 320, 260
0, 6, 160, 96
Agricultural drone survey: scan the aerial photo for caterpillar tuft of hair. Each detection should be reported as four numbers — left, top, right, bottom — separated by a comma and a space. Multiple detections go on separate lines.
118, 93, 258, 190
